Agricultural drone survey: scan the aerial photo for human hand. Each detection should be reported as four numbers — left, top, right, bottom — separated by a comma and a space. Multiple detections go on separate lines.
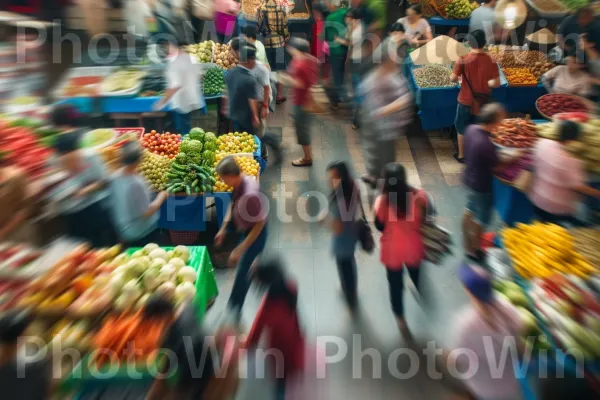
214, 230, 226, 248
261, 107, 269, 119
152, 100, 164, 111
252, 115, 260, 127
228, 246, 243, 267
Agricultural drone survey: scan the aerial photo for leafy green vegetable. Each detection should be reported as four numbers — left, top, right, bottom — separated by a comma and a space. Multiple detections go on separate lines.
180, 139, 203, 156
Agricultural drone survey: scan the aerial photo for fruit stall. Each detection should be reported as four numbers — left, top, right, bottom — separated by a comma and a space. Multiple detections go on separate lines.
492, 114, 600, 226
0, 241, 218, 392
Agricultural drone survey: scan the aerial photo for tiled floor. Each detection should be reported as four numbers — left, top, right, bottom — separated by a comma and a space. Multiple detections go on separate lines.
204, 101, 470, 399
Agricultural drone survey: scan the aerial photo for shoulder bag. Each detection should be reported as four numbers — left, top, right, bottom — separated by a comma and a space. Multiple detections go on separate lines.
356, 194, 375, 253
460, 57, 492, 109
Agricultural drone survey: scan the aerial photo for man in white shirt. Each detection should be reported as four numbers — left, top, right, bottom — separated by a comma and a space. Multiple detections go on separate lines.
468, 0, 498, 44
154, 38, 205, 134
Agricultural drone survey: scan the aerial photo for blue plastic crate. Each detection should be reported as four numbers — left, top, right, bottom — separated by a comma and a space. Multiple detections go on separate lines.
410, 65, 460, 111
418, 107, 457, 131
504, 84, 548, 114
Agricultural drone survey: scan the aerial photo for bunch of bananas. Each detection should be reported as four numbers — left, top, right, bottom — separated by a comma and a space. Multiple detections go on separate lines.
503, 222, 596, 279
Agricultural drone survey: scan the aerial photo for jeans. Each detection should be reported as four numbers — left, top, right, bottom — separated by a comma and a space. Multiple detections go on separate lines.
351, 73, 361, 127
386, 266, 420, 318
173, 111, 192, 135
330, 53, 347, 106
227, 226, 268, 314
232, 120, 256, 136
533, 205, 579, 227
65, 201, 117, 248
336, 256, 357, 306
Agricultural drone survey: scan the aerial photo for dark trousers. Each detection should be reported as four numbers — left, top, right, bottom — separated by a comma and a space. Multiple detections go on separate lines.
275, 378, 286, 400
336, 256, 357, 306
173, 111, 192, 135
533, 205, 579, 227
65, 201, 116, 248
228, 226, 268, 313
329, 53, 347, 106
232, 121, 256, 136
386, 266, 420, 318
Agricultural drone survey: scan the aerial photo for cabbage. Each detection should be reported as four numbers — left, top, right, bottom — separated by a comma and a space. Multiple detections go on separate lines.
180, 139, 203, 156
188, 128, 205, 142
169, 257, 186, 271
203, 140, 216, 152
178, 266, 197, 283
204, 132, 217, 142
175, 282, 196, 303
173, 246, 190, 262
149, 248, 168, 261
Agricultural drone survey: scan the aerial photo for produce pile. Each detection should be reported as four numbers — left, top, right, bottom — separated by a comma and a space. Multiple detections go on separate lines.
491, 118, 538, 148
558, 0, 588, 10
141, 131, 182, 158
242, 0, 262, 17
502, 67, 538, 86
413, 64, 455, 88
502, 222, 595, 279
138, 150, 173, 191
0, 118, 52, 178
488, 48, 554, 81
164, 129, 218, 194
430, 0, 453, 17
98, 130, 139, 171
445, 0, 477, 18
536, 93, 589, 118
214, 43, 237, 70
410, 35, 469, 65
81, 129, 115, 149
103, 69, 145, 93
185, 41, 214, 63
0, 243, 43, 280
203, 67, 225, 96
529, 275, 600, 360
61, 76, 103, 97
139, 74, 166, 97
530, 0, 567, 13
213, 155, 261, 192
107, 244, 199, 311
493, 279, 552, 353
573, 228, 600, 268
216, 131, 258, 154
289, 12, 310, 18
537, 118, 600, 173
495, 153, 533, 183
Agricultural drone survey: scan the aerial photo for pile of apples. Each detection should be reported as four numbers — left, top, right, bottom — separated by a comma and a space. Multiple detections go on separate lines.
141, 131, 182, 158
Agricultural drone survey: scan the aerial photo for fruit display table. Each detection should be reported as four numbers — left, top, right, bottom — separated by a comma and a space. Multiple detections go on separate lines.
493, 176, 535, 227
428, 16, 470, 27
504, 84, 548, 114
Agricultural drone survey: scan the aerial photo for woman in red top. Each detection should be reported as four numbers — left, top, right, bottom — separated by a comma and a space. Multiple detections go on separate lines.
245, 257, 305, 400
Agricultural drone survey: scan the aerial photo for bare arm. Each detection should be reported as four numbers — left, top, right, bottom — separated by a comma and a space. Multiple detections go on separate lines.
277, 72, 302, 89
142, 191, 168, 218
238, 219, 266, 252
376, 95, 411, 118
576, 184, 600, 198
219, 202, 233, 233
488, 77, 501, 88
155, 87, 180, 109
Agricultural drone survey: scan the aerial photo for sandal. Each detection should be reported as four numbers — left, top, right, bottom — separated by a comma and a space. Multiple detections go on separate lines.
276, 96, 287, 104
291, 158, 313, 167
453, 153, 465, 164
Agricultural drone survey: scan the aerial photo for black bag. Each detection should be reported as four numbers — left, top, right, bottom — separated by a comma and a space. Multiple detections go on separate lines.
357, 197, 375, 253
461, 58, 492, 108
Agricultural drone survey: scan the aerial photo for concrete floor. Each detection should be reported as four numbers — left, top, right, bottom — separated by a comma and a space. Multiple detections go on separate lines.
202, 101, 472, 400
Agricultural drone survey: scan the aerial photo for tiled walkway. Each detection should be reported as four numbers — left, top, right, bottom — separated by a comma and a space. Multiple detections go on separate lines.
205, 101, 471, 399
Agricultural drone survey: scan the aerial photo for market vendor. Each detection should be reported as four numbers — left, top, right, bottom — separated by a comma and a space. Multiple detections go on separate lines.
153, 37, 204, 135
109, 142, 168, 247
214, 156, 268, 323
541, 52, 600, 99
397, 5, 433, 48
48, 132, 116, 247
529, 120, 600, 225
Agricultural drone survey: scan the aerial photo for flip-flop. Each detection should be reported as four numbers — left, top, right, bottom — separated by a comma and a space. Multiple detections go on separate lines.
291, 158, 313, 167
453, 153, 465, 164
276, 97, 287, 104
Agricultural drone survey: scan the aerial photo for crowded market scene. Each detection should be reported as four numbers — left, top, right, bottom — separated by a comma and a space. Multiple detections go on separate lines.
1, 0, 600, 398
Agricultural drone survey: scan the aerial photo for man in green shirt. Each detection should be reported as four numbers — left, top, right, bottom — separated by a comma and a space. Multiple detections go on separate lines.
324, 2, 348, 108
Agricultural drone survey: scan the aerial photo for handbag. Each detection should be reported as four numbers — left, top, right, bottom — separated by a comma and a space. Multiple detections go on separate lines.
460, 58, 492, 109
356, 196, 375, 253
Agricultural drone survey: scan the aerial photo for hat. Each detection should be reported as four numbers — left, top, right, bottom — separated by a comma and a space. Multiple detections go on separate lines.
458, 263, 493, 303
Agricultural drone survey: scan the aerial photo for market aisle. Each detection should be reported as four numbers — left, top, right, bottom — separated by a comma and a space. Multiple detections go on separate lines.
205, 102, 471, 399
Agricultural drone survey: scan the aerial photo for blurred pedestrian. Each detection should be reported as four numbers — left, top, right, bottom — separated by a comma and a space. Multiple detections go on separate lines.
359, 38, 413, 187
241, 25, 270, 68
324, 0, 349, 110
327, 161, 360, 309
110, 142, 168, 247
278, 38, 319, 167
244, 257, 306, 400
0, 157, 35, 243
374, 163, 428, 336
225, 45, 260, 135
257, 0, 290, 104
214, 156, 268, 322
49, 132, 116, 247
449, 264, 523, 400
50, 104, 88, 133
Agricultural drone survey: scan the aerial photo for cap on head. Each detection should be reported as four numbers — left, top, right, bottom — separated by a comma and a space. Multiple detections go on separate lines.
121, 141, 143, 166
216, 155, 241, 177
459, 263, 493, 303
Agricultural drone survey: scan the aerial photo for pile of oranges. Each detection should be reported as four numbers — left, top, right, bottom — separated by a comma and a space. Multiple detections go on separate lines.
141, 131, 182, 158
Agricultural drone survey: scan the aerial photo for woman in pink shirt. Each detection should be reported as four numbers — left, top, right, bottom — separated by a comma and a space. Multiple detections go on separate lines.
374, 163, 428, 335
530, 120, 600, 225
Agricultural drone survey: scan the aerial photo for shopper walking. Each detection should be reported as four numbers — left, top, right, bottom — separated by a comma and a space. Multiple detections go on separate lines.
153, 36, 204, 135
278, 38, 318, 167
327, 161, 360, 309
257, 0, 290, 104
214, 156, 268, 322
324, 1, 348, 110
359, 38, 413, 187
244, 257, 306, 400
49, 132, 116, 247
225, 45, 260, 135
110, 142, 168, 247
450, 29, 501, 163
241, 25, 270, 68
374, 163, 428, 336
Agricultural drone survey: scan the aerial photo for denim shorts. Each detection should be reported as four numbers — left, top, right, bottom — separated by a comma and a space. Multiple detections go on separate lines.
466, 189, 493, 227
455, 103, 474, 135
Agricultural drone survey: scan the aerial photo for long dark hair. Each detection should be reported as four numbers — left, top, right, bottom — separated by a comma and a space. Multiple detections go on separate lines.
254, 257, 297, 310
381, 163, 411, 217
327, 161, 357, 208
